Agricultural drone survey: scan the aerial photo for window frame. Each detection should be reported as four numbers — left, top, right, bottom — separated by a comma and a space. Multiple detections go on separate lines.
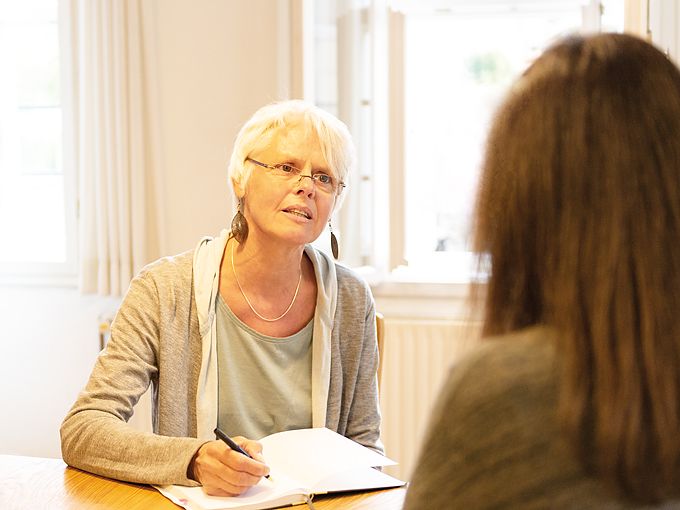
310, 0, 634, 297
0, 0, 77, 287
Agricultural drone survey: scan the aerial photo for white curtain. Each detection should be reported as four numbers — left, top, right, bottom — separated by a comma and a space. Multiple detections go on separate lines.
67, 0, 165, 295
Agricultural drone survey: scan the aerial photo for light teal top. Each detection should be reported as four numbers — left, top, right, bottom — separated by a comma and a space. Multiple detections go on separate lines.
215, 294, 313, 440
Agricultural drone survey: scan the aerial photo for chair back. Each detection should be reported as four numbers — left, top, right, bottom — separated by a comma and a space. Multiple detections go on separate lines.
376, 312, 385, 391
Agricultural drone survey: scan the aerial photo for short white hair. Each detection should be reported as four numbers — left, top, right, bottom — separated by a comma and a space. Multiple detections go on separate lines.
227, 100, 355, 209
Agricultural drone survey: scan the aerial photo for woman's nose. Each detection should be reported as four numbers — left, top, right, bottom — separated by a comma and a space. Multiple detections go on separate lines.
295, 163, 316, 195
295, 174, 316, 195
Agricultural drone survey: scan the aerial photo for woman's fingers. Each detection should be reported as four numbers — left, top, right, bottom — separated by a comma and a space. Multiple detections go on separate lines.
191, 439, 269, 495
232, 436, 265, 463
200, 460, 263, 496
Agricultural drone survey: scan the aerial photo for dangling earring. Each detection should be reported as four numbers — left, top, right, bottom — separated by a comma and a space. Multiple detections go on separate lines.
231, 198, 249, 243
329, 222, 339, 260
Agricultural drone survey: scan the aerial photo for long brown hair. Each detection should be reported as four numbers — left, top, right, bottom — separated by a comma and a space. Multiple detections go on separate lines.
474, 33, 680, 503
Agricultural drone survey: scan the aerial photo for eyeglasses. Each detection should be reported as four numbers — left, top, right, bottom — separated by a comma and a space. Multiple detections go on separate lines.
246, 157, 346, 194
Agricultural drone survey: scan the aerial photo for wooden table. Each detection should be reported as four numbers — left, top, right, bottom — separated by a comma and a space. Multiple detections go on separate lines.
1, 455, 406, 510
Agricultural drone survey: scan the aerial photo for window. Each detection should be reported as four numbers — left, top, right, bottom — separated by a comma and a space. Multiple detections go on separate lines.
313, 0, 624, 283
0, 0, 75, 282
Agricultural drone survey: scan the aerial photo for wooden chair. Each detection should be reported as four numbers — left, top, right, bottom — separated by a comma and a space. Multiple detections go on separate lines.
376, 312, 385, 391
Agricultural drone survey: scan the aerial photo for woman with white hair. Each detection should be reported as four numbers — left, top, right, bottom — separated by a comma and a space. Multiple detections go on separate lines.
61, 100, 382, 496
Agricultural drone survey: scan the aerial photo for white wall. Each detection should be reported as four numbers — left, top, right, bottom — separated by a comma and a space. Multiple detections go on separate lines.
155, 0, 286, 253
0, 287, 120, 458
0, 0, 285, 459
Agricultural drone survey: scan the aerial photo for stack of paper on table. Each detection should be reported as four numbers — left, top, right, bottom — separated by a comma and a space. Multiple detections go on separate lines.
156, 427, 405, 510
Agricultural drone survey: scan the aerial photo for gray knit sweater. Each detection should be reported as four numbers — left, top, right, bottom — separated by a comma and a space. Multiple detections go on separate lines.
60, 244, 381, 486
403, 326, 680, 509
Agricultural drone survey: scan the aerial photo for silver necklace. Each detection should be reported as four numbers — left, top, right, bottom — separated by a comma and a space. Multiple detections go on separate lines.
230, 241, 302, 322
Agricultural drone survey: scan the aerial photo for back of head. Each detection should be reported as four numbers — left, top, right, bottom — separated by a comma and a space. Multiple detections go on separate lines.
475, 33, 680, 503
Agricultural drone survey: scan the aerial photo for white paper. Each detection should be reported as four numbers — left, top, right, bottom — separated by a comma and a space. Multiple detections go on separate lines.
158, 474, 306, 510
260, 427, 396, 488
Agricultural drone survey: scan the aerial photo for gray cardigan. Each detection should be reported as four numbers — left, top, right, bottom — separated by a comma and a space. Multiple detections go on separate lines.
60, 243, 382, 486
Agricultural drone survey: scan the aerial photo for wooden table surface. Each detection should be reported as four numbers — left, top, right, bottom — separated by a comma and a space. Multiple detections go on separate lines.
1, 455, 406, 510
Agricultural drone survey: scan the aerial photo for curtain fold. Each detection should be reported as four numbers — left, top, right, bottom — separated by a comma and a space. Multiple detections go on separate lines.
69, 0, 165, 296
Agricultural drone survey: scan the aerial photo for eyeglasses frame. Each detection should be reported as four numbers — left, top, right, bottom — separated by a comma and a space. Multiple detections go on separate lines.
246, 157, 346, 195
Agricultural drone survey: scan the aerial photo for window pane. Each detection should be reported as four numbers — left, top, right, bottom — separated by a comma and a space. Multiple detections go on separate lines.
402, 1, 623, 273
19, 108, 62, 175
601, 0, 625, 32
0, 0, 65, 263
16, 24, 60, 107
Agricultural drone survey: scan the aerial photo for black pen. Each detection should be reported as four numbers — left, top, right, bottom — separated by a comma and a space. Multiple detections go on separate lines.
214, 427, 270, 479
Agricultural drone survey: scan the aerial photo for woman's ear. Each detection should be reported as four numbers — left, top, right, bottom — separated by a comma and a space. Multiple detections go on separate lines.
231, 175, 245, 199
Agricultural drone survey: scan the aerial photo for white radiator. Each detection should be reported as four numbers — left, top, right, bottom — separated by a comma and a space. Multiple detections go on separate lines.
379, 318, 481, 481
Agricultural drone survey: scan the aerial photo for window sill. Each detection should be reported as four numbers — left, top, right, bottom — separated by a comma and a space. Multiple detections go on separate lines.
355, 265, 484, 321
0, 262, 78, 288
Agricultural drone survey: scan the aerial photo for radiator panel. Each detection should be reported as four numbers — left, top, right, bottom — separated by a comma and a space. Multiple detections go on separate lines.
379, 319, 480, 480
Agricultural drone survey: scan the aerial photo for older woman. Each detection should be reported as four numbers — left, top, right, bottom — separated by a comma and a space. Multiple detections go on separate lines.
404, 33, 680, 508
61, 100, 382, 496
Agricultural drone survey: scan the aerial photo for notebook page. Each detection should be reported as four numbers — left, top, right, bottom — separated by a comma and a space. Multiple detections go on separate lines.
260, 428, 397, 489
156, 472, 307, 510
311, 465, 405, 494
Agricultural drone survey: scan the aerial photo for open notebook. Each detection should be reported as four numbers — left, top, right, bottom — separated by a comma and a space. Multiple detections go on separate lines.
155, 427, 405, 510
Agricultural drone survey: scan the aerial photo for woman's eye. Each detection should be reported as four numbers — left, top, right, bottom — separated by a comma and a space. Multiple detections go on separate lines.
278, 164, 297, 174
316, 174, 332, 184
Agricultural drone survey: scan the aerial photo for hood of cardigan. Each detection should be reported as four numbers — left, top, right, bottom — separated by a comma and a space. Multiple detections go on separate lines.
191, 230, 338, 439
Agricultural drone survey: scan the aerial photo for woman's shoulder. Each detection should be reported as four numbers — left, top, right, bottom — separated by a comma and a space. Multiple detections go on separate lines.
335, 262, 370, 288
129, 250, 195, 295
442, 326, 558, 410
138, 249, 194, 278
471, 326, 557, 369
304, 244, 371, 292
116, 250, 196, 323
334, 264, 374, 313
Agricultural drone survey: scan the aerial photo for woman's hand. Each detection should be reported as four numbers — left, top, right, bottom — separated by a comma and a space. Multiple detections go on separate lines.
189, 436, 270, 496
